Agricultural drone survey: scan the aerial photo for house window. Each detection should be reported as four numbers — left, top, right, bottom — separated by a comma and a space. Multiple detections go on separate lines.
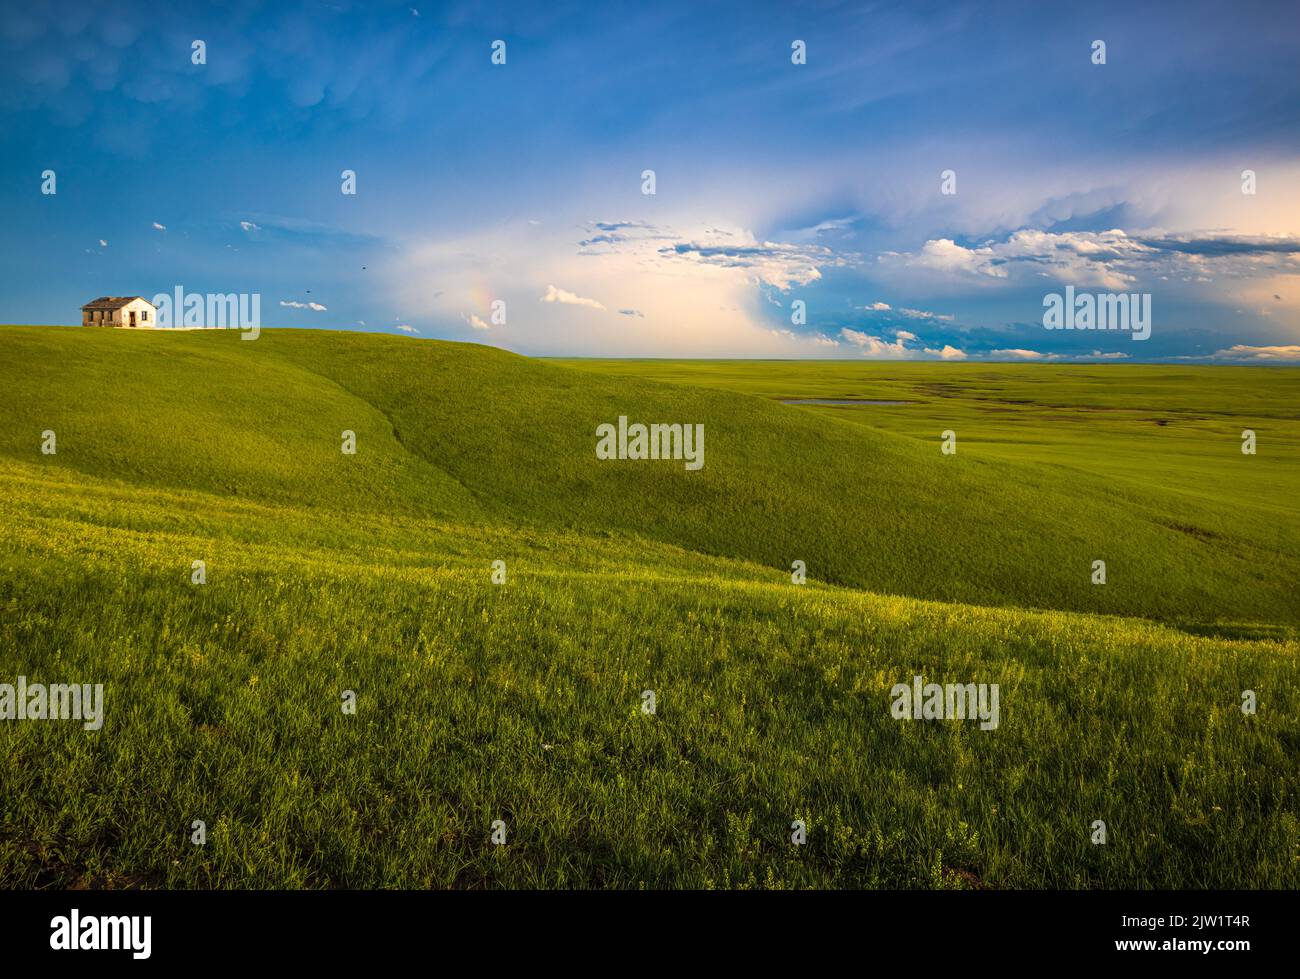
141, 310, 148, 322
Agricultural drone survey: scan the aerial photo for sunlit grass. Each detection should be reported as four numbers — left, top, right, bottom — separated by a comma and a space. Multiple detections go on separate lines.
0, 327, 1296, 888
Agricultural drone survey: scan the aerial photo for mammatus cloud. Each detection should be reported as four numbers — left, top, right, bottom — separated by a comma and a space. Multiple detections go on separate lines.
540, 284, 605, 310
280, 300, 327, 311
0, 3, 475, 152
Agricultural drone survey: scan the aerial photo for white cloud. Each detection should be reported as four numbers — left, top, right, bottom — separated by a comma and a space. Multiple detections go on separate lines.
791, 215, 858, 237
1210, 344, 1300, 362
898, 307, 954, 321
881, 229, 1300, 293
396, 323, 418, 334
98, 239, 107, 247
465, 313, 491, 330
393, 220, 856, 357
988, 348, 1055, 360
841, 327, 969, 360
840, 328, 912, 358
578, 220, 851, 292
925, 344, 967, 360
240, 221, 260, 232
280, 300, 327, 311
540, 284, 606, 310
865, 301, 891, 311
770, 328, 841, 349
906, 237, 1005, 278
152, 222, 166, 231
662, 238, 840, 290
882, 231, 1138, 288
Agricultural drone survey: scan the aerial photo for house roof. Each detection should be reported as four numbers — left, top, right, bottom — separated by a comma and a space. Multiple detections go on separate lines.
82, 296, 153, 310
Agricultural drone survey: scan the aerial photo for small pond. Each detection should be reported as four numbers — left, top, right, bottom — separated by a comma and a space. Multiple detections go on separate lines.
779, 399, 915, 406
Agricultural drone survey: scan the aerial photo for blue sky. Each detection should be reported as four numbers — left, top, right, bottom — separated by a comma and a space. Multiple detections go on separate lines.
3, 0, 1299, 360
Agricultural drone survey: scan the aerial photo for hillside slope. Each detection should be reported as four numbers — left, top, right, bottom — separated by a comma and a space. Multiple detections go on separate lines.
0, 460, 1295, 889
1, 325, 1295, 628
1, 325, 1297, 889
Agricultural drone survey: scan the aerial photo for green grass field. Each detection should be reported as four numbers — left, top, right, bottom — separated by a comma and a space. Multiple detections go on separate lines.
1, 326, 1297, 888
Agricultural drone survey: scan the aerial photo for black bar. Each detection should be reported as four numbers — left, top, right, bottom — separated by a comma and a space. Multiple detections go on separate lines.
0, 889, 1284, 966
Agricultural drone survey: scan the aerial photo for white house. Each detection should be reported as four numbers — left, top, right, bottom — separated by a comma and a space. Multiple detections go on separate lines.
81, 296, 158, 328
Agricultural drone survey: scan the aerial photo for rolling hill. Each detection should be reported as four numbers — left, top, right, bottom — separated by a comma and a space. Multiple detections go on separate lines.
0, 325, 1296, 889
2, 326, 1296, 629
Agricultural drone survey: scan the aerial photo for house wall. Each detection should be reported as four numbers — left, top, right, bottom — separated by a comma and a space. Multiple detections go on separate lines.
82, 299, 159, 327
82, 308, 118, 326
122, 299, 155, 327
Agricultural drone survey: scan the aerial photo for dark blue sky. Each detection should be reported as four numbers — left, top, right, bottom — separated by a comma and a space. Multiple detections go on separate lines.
3, 0, 1299, 360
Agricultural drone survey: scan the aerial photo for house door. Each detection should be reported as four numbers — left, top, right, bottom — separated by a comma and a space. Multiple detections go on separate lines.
130, 311, 137, 327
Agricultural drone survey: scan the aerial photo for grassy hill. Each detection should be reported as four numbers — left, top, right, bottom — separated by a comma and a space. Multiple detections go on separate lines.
3, 326, 1297, 629
0, 325, 1296, 889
